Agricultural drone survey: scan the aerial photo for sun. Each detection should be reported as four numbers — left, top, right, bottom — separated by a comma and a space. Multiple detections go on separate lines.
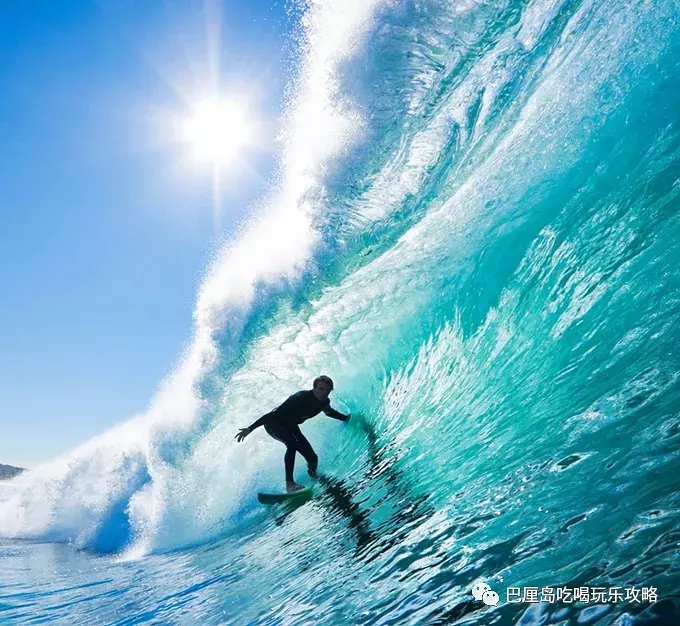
183, 97, 254, 167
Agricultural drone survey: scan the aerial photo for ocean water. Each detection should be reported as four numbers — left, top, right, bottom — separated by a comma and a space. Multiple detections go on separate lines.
2, 0, 680, 624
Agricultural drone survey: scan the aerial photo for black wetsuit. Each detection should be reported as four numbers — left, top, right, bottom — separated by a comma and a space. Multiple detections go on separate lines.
248, 390, 348, 482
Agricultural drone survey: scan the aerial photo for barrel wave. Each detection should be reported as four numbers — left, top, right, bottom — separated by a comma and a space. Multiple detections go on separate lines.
1, 0, 680, 624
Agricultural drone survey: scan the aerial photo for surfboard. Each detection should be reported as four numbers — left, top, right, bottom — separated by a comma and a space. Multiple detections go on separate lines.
257, 486, 313, 504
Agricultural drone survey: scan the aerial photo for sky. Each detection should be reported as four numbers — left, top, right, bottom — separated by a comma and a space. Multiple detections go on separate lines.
0, 0, 297, 467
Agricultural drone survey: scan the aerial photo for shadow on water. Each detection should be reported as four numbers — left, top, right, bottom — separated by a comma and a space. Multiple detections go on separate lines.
267, 412, 433, 556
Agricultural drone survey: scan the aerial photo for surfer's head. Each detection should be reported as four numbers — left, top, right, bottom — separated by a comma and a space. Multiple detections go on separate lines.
312, 375, 334, 401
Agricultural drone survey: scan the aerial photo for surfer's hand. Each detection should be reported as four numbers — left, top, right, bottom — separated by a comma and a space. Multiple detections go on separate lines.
235, 427, 251, 442
343, 413, 351, 422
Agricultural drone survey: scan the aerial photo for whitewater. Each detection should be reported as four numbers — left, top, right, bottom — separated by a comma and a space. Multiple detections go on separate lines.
2, 0, 680, 624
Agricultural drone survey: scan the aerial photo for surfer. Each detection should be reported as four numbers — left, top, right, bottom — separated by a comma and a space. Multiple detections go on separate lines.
235, 376, 350, 492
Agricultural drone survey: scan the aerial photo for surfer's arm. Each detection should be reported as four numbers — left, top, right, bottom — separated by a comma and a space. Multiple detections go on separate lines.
235, 411, 276, 442
323, 406, 350, 422
247, 411, 276, 431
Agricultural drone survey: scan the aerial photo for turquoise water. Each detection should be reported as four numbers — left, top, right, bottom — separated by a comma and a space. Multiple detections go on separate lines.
2, 0, 680, 624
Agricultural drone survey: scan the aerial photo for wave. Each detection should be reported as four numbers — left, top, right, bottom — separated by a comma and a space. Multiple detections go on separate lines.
2, 0, 679, 568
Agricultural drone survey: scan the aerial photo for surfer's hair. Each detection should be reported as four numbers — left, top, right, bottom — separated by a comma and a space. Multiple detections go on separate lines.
313, 375, 334, 390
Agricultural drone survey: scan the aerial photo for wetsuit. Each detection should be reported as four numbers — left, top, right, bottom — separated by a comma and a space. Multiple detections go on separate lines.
248, 390, 348, 482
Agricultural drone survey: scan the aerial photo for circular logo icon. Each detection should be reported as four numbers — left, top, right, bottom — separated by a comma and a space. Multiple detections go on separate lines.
482, 590, 500, 606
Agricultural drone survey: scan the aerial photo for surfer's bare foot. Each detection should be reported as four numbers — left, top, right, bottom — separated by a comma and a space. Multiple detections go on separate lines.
286, 482, 304, 493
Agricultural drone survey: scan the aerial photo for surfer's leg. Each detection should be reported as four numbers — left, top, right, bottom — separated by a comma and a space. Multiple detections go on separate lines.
291, 427, 318, 478
265, 424, 299, 484
283, 446, 297, 483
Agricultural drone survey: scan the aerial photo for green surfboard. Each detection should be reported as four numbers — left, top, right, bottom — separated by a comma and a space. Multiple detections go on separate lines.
257, 486, 313, 504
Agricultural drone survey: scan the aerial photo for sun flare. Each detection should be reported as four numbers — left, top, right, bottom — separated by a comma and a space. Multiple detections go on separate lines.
184, 98, 254, 167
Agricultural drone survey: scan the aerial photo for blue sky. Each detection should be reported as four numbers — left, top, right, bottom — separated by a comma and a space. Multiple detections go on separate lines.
0, 0, 295, 467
